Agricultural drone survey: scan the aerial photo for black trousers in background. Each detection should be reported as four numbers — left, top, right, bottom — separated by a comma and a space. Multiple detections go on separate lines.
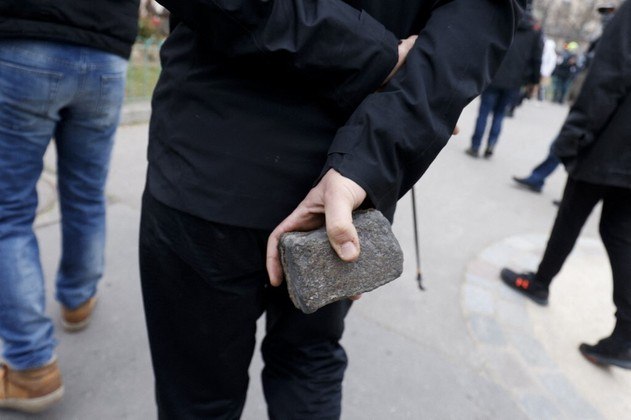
536, 178, 631, 339
139, 191, 352, 420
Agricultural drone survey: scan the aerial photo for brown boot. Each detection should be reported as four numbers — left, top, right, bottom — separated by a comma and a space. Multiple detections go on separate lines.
61, 296, 97, 332
0, 360, 64, 413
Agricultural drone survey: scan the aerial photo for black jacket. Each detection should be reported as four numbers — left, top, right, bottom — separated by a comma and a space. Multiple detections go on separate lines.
0, 0, 139, 59
552, 0, 631, 190
491, 14, 543, 90
148, 0, 524, 230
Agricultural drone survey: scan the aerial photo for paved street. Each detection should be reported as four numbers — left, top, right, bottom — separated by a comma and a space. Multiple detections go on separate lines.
3, 98, 630, 419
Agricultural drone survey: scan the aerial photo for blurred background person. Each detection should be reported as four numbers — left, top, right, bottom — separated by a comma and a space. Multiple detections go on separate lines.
0, 0, 139, 413
551, 42, 579, 104
502, 0, 631, 370
538, 38, 558, 101
513, 2, 618, 194
567, 3, 617, 103
466, 10, 543, 159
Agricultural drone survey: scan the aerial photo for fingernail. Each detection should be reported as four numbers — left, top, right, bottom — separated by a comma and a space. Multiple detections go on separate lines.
340, 242, 358, 260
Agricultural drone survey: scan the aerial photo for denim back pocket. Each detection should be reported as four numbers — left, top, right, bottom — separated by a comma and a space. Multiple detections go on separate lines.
0, 59, 62, 131
95, 72, 126, 128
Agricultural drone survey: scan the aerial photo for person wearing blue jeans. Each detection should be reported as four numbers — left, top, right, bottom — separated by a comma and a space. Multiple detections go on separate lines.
0, 1, 137, 413
513, 145, 561, 192
466, 11, 543, 159
468, 86, 519, 158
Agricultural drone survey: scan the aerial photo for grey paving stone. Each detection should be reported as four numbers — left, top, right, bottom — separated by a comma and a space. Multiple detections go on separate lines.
496, 299, 531, 331
479, 244, 517, 267
463, 284, 495, 315
468, 315, 507, 346
465, 272, 502, 294
519, 234, 549, 249
483, 348, 536, 390
507, 332, 556, 369
280, 210, 403, 314
467, 259, 503, 280
539, 373, 602, 419
519, 393, 562, 420
519, 254, 543, 272
579, 237, 603, 250
504, 236, 539, 252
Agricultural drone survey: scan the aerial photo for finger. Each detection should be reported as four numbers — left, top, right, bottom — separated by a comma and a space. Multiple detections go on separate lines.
324, 189, 360, 262
266, 228, 285, 287
452, 125, 460, 135
266, 206, 324, 287
349, 294, 363, 301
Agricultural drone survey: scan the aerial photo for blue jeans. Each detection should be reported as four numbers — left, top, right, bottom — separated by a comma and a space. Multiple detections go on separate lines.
471, 86, 519, 152
552, 76, 572, 104
0, 40, 127, 370
523, 147, 561, 189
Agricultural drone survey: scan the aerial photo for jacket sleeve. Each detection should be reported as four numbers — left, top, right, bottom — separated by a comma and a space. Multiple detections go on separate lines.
156, 0, 398, 109
322, 0, 522, 218
552, 1, 631, 161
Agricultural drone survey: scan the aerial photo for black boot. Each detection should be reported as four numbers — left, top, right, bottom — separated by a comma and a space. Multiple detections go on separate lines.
512, 176, 542, 193
500, 268, 549, 305
579, 335, 631, 369
465, 147, 479, 158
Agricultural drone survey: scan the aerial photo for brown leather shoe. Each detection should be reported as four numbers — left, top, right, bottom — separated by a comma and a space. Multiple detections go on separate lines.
61, 296, 97, 332
0, 360, 64, 413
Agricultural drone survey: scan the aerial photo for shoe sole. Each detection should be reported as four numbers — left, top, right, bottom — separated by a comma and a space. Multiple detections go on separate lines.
500, 270, 548, 306
513, 182, 542, 193
513, 178, 543, 194
61, 298, 97, 332
0, 386, 64, 413
61, 316, 92, 332
579, 347, 631, 370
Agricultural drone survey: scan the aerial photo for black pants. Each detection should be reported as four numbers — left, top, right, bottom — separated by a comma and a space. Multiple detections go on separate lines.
139, 191, 352, 419
536, 178, 631, 339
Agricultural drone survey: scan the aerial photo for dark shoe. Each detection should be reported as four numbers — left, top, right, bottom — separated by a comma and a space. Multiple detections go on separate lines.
483, 148, 494, 159
512, 176, 542, 193
579, 335, 631, 369
500, 268, 549, 305
465, 148, 479, 158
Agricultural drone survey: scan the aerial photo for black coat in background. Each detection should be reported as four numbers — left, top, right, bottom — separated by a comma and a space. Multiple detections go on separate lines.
553, 0, 631, 190
491, 14, 543, 90
149, 0, 524, 230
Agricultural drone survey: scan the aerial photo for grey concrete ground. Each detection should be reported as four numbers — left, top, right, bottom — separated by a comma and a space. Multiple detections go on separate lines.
3, 98, 630, 419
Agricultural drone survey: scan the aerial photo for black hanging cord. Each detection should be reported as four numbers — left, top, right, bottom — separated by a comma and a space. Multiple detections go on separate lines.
411, 187, 424, 290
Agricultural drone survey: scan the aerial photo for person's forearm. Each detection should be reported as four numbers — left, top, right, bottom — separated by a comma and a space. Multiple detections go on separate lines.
322, 0, 522, 215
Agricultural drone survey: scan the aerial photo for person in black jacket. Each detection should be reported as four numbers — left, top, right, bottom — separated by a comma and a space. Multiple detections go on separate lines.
0, 0, 139, 413
513, 3, 618, 194
139, 1, 524, 418
466, 12, 544, 159
501, 0, 631, 370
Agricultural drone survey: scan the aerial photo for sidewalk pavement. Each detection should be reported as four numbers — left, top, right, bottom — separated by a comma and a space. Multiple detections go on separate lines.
3, 99, 629, 419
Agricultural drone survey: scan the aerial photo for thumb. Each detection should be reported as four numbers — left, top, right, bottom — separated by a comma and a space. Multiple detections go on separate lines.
325, 191, 360, 262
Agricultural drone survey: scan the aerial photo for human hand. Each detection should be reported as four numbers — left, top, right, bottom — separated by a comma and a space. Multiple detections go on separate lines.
383, 35, 418, 85
266, 169, 367, 287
